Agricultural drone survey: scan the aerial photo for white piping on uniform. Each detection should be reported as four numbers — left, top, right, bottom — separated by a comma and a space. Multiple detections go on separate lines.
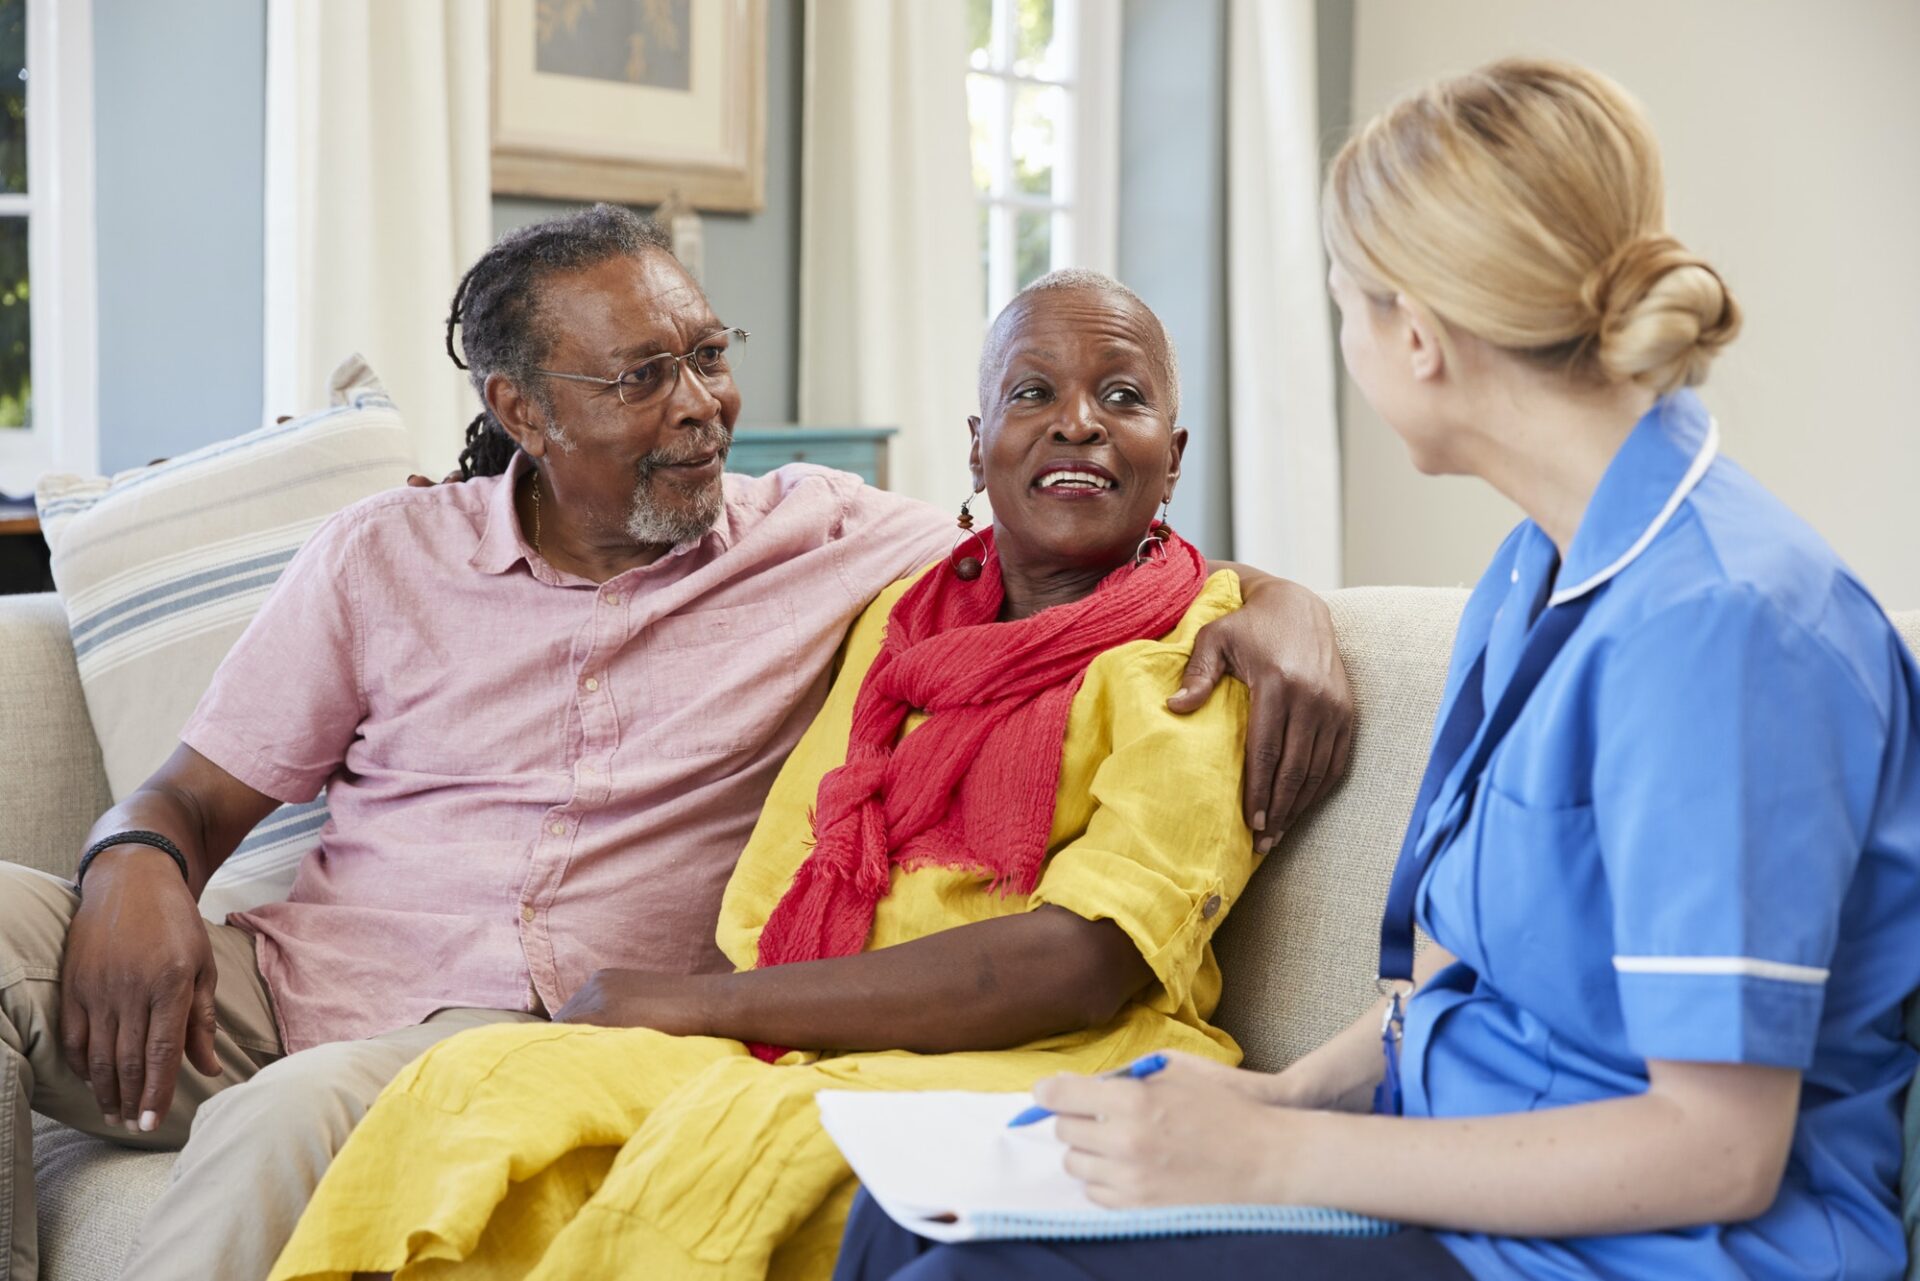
1612, 954, 1829, 985
1548, 418, 1721, 607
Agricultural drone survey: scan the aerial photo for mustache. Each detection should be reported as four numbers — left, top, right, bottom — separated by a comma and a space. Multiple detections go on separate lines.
639, 424, 732, 472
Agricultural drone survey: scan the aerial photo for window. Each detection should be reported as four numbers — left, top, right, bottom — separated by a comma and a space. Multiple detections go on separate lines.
0, 0, 96, 494
965, 0, 1120, 321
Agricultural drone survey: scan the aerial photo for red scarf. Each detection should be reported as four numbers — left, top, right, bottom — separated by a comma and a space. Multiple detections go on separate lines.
749, 527, 1209, 1061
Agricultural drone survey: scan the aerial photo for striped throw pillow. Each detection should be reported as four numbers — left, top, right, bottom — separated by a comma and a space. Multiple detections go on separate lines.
36, 354, 418, 921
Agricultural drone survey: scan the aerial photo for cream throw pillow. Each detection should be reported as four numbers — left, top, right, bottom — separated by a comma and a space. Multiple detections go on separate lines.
35, 355, 417, 921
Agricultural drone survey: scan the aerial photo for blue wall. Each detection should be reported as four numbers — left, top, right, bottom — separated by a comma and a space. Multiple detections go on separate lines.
93, 0, 265, 473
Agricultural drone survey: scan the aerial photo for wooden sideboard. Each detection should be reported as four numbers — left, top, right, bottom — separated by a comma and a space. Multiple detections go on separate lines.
0, 514, 51, 595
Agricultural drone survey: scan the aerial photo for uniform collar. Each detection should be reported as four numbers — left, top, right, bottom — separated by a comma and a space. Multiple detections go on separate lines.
467, 450, 735, 578
1548, 390, 1719, 607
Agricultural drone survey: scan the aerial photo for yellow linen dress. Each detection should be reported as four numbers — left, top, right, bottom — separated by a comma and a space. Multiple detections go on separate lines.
270, 568, 1257, 1281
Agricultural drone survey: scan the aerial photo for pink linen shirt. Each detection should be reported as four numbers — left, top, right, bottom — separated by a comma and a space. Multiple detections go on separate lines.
182, 454, 949, 1053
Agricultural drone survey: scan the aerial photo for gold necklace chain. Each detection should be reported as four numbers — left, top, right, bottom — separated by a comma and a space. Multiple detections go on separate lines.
530, 471, 543, 554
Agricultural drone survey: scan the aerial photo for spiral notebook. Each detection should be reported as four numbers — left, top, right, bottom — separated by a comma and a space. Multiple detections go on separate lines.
815, 1089, 1399, 1243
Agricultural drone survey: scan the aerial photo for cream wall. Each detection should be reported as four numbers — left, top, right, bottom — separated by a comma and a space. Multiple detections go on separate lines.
1341, 0, 1920, 606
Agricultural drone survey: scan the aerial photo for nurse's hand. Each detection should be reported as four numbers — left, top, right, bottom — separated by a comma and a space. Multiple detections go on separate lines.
1038, 1052, 1293, 1208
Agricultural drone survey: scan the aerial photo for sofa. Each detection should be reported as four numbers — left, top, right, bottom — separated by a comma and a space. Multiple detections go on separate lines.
5, 583, 1919, 1279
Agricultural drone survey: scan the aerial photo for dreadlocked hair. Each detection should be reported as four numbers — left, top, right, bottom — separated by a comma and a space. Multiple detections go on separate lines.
446, 203, 676, 478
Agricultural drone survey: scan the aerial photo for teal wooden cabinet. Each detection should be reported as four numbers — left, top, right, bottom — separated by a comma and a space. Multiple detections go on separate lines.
726, 426, 898, 488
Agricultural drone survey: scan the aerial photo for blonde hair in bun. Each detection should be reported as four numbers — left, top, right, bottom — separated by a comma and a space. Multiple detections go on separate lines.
1324, 58, 1741, 395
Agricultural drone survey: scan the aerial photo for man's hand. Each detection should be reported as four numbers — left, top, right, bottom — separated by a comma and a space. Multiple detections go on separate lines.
1174, 575, 1353, 849
1039, 1051, 1294, 1208
58, 850, 221, 1133
551, 968, 715, 1037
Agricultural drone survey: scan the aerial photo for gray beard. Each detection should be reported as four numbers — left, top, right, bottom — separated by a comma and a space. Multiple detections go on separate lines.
624, 463, 725, 546
541, 406, 728, 548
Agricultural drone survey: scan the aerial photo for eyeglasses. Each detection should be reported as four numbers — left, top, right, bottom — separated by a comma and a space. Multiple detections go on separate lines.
537, 327, 750, 407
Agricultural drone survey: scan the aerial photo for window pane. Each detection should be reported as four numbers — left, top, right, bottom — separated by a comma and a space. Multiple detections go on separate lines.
1015, 208, 1052, 291
978, 203, 992, 319
0, 217, 27, 427
0, 0, 22, 194
965, 73, 998, 196
966, 0, 993, 69
1012, 0, 1058, 78
1011, 84, 1062, 199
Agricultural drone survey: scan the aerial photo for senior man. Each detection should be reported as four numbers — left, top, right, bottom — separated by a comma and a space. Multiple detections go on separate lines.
0, 205, 1351, 1281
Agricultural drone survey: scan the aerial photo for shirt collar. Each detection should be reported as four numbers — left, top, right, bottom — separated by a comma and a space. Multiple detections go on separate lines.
466, 450, 736, 578
1548, 389, 1720, 607
469, 451, 536, 576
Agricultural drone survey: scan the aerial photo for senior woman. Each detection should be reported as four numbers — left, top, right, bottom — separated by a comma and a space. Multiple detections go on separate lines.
269, 270, 1263, 1280
836, 59, 1920, 1281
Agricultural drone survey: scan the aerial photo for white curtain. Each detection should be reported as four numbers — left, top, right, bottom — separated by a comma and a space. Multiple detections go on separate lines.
797, 0, 985, 509
264, 0, 491, 475
1226, 0, 1343, 588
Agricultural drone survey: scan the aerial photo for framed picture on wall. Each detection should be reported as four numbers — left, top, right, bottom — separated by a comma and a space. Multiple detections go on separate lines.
492, 0, 767, 212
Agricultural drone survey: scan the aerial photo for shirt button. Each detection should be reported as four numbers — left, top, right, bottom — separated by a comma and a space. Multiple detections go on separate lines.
1510, 568, 1520, 584
584, 677, 600, 692
603, 594, 620, 606
549, 821, 566, 836
1201, 894, 1223, 920
520, 903, 536, 922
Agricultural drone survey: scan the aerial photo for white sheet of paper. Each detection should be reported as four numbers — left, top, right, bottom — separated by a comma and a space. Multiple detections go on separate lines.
816, 1090, 1101, 1242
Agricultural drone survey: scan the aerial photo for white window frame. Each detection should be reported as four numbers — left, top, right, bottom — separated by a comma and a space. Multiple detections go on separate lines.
0, 0, 98, 494
970, 0, 1121, 319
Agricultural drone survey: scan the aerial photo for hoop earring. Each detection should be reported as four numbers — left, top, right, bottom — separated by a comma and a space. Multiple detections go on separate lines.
951, 493, 988, 581
1134, 500, 1173, 566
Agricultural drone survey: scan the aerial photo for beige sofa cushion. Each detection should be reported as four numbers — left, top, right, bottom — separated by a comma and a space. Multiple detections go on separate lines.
1898, 612, 1920, 676
1212, 586, 1466, 1073
0, 595, 112, 878
31, 1114, 171, 1281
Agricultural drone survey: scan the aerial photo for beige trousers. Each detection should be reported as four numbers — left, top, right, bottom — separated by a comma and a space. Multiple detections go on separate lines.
0, 862, 538, 1281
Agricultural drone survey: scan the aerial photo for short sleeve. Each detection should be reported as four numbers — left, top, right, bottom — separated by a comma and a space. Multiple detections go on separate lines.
1032, 645, 1256, 1011
179, 510, 368, 805
1594, 590, 1885, 1068
826, 476, 951, 608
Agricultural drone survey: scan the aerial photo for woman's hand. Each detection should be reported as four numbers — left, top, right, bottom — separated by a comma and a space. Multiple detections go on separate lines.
1038, 1052, 1295, 1207
1047, 1048, 1802, 1233
403, 470, 463, 487
551, 968, 716, 1036
1174, 571, 1353, 849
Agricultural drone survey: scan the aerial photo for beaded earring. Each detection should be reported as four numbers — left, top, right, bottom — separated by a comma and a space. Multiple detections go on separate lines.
951, 493, 988, 581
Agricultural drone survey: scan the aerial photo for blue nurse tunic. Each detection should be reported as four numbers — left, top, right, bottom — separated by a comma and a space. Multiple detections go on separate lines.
1407, 390, 1920, 1279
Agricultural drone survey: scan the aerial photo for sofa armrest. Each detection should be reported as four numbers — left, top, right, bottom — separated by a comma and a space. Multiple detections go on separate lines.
0, 592, 113, 877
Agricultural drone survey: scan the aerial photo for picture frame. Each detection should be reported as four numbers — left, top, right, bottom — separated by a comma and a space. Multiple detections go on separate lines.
492, 0, 767, 212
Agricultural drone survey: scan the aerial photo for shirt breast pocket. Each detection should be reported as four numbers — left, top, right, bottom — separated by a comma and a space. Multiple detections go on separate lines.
642, 601, 805, 758
1469, 782, 1618, 1021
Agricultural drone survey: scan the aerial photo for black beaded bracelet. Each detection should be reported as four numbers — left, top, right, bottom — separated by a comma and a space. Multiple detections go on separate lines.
74, 830, 191, 895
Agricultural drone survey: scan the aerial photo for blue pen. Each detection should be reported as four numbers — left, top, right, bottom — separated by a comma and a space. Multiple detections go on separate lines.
1006, 1053, 1170, 1127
